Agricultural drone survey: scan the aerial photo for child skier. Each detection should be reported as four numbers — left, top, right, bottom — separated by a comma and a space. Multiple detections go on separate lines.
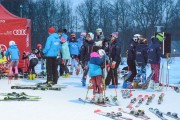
22, 49, 38, 80
59, 29, 71, 78
134, 38, 148, 89
88, 46, 105, 103
80, 32, 94, 86
105, 32, 121, 87
69, 33, 80, 75
5, 41, 20, 80
148, 35, 163, 91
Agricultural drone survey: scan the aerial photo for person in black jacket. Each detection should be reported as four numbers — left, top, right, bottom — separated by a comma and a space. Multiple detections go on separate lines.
122, 34, 140, 89
80, 32, 94, 86
148, 36, 163, 90
134, 38, 148, 89
105, 32, 121, 87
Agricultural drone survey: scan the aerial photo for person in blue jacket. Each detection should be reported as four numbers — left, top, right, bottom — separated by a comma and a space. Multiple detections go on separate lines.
69, 33, 80, 75
88, 46, 105, 103
43, 27, 61, 85
5, 41, 20, 80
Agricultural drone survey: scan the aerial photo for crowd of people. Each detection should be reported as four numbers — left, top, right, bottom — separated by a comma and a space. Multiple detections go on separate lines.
0, 27, 164, 102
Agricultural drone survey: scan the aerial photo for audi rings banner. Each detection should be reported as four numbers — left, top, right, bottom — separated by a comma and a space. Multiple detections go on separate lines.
0, 4, 31, 72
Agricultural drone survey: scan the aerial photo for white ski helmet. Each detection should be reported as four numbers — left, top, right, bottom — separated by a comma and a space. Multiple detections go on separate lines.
133, 34, 142, 42
98, 49, 106, 57
9, 40, 16, 46
96, 28, 102, 33
87, 32, 94, 40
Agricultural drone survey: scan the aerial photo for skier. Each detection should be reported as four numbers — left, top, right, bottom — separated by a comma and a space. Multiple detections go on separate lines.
22, 49, 38, 80
88, 46, 105, 103
43, 27, 61, 85
59, 31, 71, 78
68, 33, 80, 75
148, 35, 163, 91
134, 38, 148, 89
94, 28, 104, 48
78, 32, 86, 49
58, 28, 69, 77
5, 41, 20, 80
105, 32, 121, 87
123, 34, 141, 89
80, 32, 94, 86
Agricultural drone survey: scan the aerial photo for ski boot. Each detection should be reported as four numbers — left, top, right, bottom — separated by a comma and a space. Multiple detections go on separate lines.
14, 74, 18, 80
154, 83, 162, 91
76, 68, 80, 75
104, 97, 110, 103
98, 94, 104, 104
28, 74, 32, 80
31, 74, 36, 80
81, 79, 86, 87
91, 94, 99, 103
62, 73, 70, 78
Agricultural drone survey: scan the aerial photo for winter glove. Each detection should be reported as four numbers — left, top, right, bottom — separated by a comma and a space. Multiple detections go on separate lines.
111, 61, 116, 69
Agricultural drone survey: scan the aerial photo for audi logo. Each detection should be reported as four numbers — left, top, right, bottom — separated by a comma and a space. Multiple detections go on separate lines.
13, 29, 27, 35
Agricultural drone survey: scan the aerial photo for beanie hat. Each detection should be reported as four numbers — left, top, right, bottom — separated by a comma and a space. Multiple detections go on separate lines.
81, 32, 86, 36
111, 32, 118, 39
48, 27, 56, 34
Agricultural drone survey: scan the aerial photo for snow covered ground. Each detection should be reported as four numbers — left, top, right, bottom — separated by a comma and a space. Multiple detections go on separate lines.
0, 57, 180, 120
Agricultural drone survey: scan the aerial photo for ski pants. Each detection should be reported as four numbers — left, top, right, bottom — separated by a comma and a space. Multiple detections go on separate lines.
135, 66, 146, 84
60, 60, 69, 75
91, 75, 103, 95
82, 61, 89, 81
28, 58, 38, 74
151, 64, 160, 83
105, 61, 120, 86
70, 58, 79, 72
46, 57, 58, 84
126, 60, 137, 82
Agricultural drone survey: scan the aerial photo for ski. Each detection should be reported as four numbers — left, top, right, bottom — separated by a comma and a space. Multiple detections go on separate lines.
94, 109, 133, 120
158, 93, 164, 104
11, 84, 62, 91
146, 94, 155, 105
78, 98, 110, 107
0, 92, 41, 101
149, 108, 168, 120
163, 112, 179, 119
110, 95, 120, 106
173, 86, 180, 93
135, 95, 149, 107
126, 95, 142, 108
118, 108, 150, 120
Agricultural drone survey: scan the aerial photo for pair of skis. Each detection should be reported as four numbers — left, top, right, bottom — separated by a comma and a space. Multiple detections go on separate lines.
0, 92, 41, 101
121, 90, 133, 99
118, 108, 150, 120
11, 83, 67, 91
94, 109, 133, 120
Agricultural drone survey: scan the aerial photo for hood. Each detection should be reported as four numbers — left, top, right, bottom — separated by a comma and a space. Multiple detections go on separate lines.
50, 33, 59, 39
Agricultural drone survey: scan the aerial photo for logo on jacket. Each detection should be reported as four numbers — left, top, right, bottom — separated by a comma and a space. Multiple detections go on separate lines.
13, 29, 26, 36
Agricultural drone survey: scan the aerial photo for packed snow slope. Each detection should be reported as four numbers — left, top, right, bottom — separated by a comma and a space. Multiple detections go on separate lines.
0, 57, 179, 120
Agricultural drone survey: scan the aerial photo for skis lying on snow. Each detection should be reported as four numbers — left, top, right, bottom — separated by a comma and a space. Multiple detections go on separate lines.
78, 98, 110, 107
163, 112, 180, 120
146, 94, 155, 105
126, 95, 142, 108
149, 108, 168, 120
121, 90, 134, 99
11, 84, 66, 91
135, 95, 149, 108
171, 86, 180, 93
158, 93, 164, 104
110, 95, 120, 106
118, 108, 150, 120
0, 92, 41, 101
94, 109, 133, 120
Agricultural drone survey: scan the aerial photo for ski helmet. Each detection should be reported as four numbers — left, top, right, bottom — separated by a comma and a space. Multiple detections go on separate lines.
87, 32, 94, 40
96, 28, 102, 33
156, 33, 164, 42
9, 41, 16, 46
37, 44, 42, 48
80, 32, 86, 36
98, 49, 105, 57
133, 34, 142, 42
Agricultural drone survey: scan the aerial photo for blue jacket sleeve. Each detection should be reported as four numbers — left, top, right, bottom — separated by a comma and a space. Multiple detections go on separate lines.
5, 49, 10, 57
43, 37, 51, 54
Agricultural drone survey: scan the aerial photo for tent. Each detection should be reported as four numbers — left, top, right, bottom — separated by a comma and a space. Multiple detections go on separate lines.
0, 4, 31, 72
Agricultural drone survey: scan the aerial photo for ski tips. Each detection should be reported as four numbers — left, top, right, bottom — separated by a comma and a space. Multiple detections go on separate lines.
94, 109, 101, 113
